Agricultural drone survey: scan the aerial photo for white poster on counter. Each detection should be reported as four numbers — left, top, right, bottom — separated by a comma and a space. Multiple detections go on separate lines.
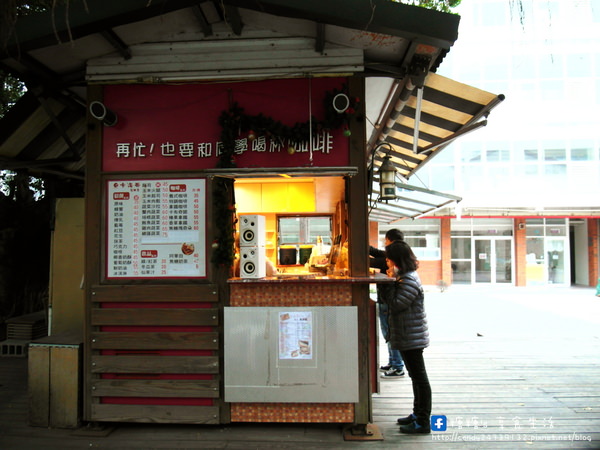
278, 311, 313, 359
106, 178, 206, 278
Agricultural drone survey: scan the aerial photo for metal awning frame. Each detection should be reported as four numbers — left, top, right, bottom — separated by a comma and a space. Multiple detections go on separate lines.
367, 73, 506, 183
364, 71, 504, 222
369, 176, 462, 222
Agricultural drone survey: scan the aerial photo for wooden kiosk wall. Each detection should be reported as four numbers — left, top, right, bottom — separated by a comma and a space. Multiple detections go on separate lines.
84, 84, 228, 424
83, 78, 372, 425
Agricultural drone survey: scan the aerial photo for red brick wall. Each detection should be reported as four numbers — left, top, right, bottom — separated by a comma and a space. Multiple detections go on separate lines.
514, 218, 527, 287
369, 221, 379, 247
588, 219, 599, 288
440, 218, 451, 286
418, 260, 442, 286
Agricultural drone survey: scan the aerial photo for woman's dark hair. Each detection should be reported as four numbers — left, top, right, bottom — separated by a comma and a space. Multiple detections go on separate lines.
385, 228, 404, 242
385, 240, 418, 273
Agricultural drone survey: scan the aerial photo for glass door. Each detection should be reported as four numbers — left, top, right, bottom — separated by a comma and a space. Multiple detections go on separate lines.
495, 239, 512, 284
474, 239, 492, 283
546, 238, 566, 284
474, 238, 513, 284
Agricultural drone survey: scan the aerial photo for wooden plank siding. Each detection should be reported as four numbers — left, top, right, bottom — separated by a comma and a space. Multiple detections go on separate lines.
87, 283, 222, 424
90, 404, 220, 424
91, 379, 219, 398
91, 308, 219, 326
90, 284, 218, 303
90, 332, 219, 350
91, 355, 219, 374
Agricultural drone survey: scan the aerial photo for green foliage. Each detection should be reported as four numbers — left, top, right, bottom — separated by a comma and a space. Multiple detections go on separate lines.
1, 0, 59, 52
0, 171, 51, 322
0, 171, 44, 200
210, 178, 236, 268
0, 2, 58, 321
0, 71, 24, 118
396, 0, 462, 14
1, 1, 64, 116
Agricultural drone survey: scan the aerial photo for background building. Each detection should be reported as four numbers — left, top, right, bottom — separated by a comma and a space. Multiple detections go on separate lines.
376, 0, 600, 287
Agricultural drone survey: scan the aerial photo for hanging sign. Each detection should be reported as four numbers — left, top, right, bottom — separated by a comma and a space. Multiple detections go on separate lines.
106, 178, 207, 279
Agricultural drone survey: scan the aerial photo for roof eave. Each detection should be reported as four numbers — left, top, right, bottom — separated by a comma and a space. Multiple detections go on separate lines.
3, 0, 460, 58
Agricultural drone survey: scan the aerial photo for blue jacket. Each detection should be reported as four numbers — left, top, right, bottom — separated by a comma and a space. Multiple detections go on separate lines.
385, 271, 429, 351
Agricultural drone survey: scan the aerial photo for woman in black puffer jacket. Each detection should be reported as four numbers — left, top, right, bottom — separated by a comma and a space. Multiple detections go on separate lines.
384, 240, 431, 434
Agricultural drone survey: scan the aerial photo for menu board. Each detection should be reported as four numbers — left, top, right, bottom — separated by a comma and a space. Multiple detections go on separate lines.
107, 178, 206, 279
278, 311, 313, 360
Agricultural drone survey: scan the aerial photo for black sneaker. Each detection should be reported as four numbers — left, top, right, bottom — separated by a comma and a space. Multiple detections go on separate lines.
380, 367, 405, 378
400, 421, 431, 434
379, 364, 391, 371
397, 414, 417, 425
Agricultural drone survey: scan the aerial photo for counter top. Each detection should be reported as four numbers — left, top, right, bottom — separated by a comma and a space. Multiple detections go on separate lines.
228, 273, 394, 284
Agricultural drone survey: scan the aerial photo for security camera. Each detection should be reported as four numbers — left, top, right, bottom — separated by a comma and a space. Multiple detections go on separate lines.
89, 101, 118, 126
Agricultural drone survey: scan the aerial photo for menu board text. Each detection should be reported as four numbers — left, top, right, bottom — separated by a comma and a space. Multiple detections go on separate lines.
106, 178, 206, 279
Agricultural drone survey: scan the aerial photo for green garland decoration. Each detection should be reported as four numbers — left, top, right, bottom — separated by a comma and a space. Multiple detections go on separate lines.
212, 85, 359, 268
210, 177, 236, 267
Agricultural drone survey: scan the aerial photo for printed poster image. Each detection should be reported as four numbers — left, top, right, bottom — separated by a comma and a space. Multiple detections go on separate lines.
107, 178, 206, 278
279, 311, 313, 360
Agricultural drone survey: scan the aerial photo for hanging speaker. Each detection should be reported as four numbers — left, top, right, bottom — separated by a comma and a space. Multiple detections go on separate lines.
89, 101, 118, 126
239, 214, 266, 247
240, 246, 266, 278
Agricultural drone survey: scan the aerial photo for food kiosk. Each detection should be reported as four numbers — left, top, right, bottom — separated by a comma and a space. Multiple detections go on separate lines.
86, 76, 384, 432
0, 0, 467, 438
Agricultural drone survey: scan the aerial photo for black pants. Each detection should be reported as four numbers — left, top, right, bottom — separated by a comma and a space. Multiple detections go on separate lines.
400, 348, 431, 426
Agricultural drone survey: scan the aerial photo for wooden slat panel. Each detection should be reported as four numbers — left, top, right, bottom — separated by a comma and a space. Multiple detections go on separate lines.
91, 355, 218, 374
91, 332, 219, 350
91, 308, 219, 326
91, 379, 219, 398
91, 284, 218, 303
91, 404, 219, 424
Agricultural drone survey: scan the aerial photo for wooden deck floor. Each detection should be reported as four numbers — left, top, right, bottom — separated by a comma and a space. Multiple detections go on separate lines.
1, 285, 599, 449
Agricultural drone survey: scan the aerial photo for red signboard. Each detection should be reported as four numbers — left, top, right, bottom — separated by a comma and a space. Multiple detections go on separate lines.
102, 77, 350, 172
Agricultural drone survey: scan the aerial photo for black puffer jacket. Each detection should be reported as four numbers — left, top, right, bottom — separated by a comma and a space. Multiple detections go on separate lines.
381, 271, 429, 351
369, 246, 388, 302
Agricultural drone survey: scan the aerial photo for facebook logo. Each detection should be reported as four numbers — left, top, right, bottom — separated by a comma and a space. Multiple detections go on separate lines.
431, 415, 447, 431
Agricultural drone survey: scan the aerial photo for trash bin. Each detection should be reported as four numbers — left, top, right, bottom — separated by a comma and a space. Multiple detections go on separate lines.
28, 333, 82, 428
